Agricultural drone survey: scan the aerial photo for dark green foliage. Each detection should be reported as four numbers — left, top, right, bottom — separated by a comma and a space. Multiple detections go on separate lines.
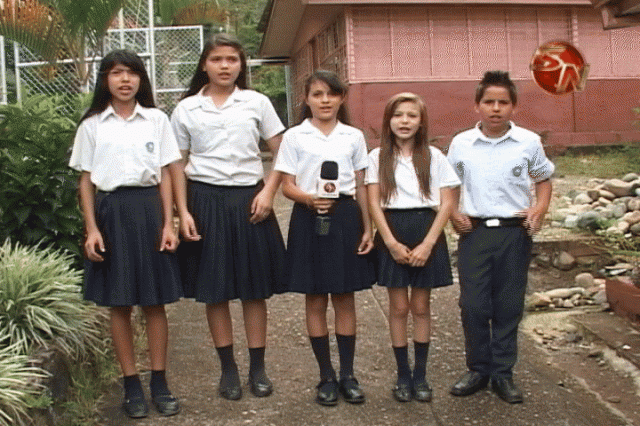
0, 95, 89, 262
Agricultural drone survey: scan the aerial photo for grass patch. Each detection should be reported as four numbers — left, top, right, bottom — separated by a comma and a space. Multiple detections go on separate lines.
552, 144, 640, 178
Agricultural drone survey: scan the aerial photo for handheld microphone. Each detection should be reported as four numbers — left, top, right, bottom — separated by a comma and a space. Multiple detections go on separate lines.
315, 161, 339, 236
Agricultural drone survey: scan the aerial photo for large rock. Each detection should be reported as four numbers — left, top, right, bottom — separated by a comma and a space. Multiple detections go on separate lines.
628, 198, 640, 211
617, 221, 630, 233
573, 192, 593, 205
599, 189, 617, 200
592, 290, 608, 305
597, 197, 612, 207
577, 211, 603, 230
526, 292, 552, 310
575, 272, 595, 287
630, 223, 640, 236
606, 226, 623, 236
608, 204, 627, 219
622, 210, 640, 225
563, 215, 579, 229
554, 251, 576, 271
587, 189, 600, 200
544, 287, 585, 299
604, 179, 634, 197
622, 173, 639, 182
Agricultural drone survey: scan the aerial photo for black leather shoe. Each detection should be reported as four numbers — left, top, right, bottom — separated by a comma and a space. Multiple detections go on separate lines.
413, 380, 432, 403
152, 393, 181, 416
122, 396, 148, 418
339, 376, 366, 404
450, 371, 490, 397
491, 377, 523, 404
249, 374, 273, 397
316, 378, 339, 406
219, 377, 242, 400
392, 382, 412, 402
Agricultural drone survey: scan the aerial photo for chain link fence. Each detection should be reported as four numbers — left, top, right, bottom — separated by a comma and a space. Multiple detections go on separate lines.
6, 0, 203, 115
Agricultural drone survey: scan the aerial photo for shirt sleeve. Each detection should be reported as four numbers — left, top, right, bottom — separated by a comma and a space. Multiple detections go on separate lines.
528, 139, 555, 182
157, 112, 182, 167
170, 104, 191, 151
352, 131, 369, 171
366, 148, 380, 184
68, 119, 95, 172
433, 148, 461, 188
446, 139, 463, 180
273, 131, 298, 176
259, 96, 286, 141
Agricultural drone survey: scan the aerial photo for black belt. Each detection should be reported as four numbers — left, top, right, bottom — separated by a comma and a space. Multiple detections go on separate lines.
469, 217, 523, 228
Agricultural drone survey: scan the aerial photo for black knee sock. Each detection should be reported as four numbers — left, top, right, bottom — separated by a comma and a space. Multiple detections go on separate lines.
249, 347, 267, 380
123, 374, 144, 400
150, 370, 170, 397
393, 346, 412, 386
309, 335, 336, 381
336, 334, 356, 379
216, 345, 240, 387
413, 341, 430, 383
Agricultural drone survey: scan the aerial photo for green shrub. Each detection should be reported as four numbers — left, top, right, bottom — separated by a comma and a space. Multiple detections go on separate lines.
0, 95, 89, 261
0, 240, 101, 357
0, 343, 47, 426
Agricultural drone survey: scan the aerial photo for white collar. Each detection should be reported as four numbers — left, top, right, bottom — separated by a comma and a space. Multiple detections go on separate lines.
472, 121, 516, 144
99, 103, 148, 121
299, 118, 350, 136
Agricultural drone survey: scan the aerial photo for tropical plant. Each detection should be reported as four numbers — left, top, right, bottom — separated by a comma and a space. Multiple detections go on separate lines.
157, 0, 227, 26
0, 94, 87, 260
0, 240, 101, 357
0, 343, 47, 426
0, 0, 127, 84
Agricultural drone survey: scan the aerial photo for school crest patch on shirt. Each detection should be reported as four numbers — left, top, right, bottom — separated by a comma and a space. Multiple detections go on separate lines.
145, 142, 155, 153
512, 165, 523, 177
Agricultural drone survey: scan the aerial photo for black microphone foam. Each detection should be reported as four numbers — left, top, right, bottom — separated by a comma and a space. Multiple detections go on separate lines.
320, 161, 339, 180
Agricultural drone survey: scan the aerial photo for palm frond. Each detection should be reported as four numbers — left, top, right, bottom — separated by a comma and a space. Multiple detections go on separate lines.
0, 0, 64, 62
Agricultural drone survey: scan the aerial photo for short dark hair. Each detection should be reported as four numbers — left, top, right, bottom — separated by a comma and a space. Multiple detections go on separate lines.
475, 70, 517, 105
79, 50, 155, 123
300, 69, 350, 124
183, 33, 248, 99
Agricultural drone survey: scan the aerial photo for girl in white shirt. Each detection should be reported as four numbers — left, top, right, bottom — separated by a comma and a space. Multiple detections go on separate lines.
69, 50, 182, 418
170, 33, 285, 401
274, 70, 375, 406
367, 93, 460, 403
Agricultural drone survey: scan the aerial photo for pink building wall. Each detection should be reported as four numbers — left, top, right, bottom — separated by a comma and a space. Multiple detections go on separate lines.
287, 4, 640, 149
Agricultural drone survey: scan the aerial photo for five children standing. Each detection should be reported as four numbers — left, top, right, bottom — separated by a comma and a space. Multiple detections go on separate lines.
71, 35, 553, 417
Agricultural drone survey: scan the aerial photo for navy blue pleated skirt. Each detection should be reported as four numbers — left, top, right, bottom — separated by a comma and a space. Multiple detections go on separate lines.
177, 180, 286, 303
376, 208, 453, 289
284, 197, 376, 295
83, 186, 183, 307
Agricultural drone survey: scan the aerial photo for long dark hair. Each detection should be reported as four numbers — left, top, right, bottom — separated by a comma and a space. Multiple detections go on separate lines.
79, 50, 155, 123
182, 33, 248, 99
378, 92, 431, 204
300, 69, 350, 125
475, 70, 517, 105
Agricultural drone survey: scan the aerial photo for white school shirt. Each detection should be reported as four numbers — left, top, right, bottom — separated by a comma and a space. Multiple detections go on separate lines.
274, 119, 369, 196
69, 104, 181, 192
367, 146, 461, 209
446, 122, 555, 218
170, 87, 285, 186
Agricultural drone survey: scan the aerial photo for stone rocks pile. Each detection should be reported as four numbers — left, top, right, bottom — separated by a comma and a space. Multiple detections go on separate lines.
551, 173, 640, 236
525, 272, 608, 311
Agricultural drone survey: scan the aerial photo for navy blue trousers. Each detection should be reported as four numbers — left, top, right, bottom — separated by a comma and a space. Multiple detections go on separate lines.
457, 225, 532, 379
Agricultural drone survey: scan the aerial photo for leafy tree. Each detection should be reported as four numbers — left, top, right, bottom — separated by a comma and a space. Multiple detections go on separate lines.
0, 0, 126, 85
